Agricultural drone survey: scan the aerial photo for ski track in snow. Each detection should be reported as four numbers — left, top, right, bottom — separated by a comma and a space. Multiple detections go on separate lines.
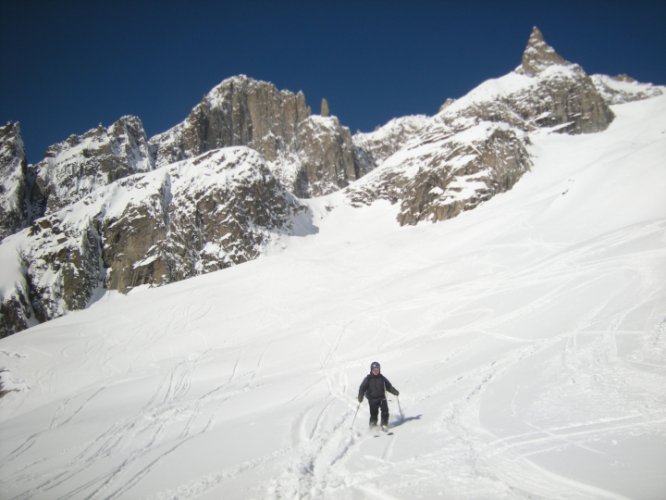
267, 218, 666, 499
1, 97, 666, 499
3, 225, 665, 500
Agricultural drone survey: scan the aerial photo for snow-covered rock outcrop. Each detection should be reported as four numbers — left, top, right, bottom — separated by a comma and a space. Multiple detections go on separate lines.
348, 118, 532, 225
0, 122, 30, 240
285, 115, 360, 197
345, 27, 616, 224
150, 75, 360, 197
452, 26, 615, 134
31, 115, 154, 215
352, 115, 431, 173
591, 73, 663, 105
0, 148, 308, 337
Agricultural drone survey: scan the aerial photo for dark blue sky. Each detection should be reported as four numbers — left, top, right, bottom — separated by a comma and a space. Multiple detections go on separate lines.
2, 0, 665, 163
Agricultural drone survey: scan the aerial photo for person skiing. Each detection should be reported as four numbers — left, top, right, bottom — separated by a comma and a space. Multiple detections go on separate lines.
358, 361, 399, 430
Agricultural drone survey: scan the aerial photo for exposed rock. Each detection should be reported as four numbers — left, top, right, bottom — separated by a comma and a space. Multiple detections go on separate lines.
0, 122, 30, 240
286, 116, 360, 197
352, 115, 430, 174
591, 74, 664, 104
514, 27, 614, 133
103, 147, 307, 292
321, 98, 330, 117
436, 27, 614, 136
150, 75, 311, 166
150, 76, 360, 198
348, 118, 532, 224
0, 147, 310, 336
22, 214, 103, 322
100, 174, 171, 292
517, 26, 569, 77
31, 116, 154, 215
0, 282, 34, 339
509, 68, 615, 134
346, 27, 618, 225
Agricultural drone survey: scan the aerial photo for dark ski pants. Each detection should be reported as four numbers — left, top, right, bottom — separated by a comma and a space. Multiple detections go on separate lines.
368, 398, 389, 426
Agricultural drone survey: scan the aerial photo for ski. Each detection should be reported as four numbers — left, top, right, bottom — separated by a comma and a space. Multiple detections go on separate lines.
372, 426, 394, 437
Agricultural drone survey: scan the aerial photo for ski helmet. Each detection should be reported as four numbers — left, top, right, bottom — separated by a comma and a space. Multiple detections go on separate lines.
370, 361, 381, 371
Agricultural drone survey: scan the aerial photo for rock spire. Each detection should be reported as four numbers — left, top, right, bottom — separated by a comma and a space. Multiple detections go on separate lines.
518, 26, 569, 76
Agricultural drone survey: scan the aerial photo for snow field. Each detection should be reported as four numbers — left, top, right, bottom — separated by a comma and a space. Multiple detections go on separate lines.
1, 96, 666, 499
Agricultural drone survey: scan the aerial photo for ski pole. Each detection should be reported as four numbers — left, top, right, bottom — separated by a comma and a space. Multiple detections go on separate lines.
397, 396, 405, 421
350, 401, 361, 429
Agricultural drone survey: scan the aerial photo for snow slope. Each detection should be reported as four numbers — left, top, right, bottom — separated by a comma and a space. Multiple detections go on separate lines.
1, 95, 665, 499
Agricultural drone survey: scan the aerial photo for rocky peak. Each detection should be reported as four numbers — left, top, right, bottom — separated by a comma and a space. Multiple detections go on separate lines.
0, 121, 23, 147
320, 98, 330, 117
518, 26, 570, 76
150, 75, 311, 167
346, 27, 622, 225
150, 75, 360, 198
439, 27, 615, 135
31, 115, 154, 215
0, 122, 30, 240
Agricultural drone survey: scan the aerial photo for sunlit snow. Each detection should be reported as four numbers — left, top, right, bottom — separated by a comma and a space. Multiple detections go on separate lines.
1, 96, 665, 499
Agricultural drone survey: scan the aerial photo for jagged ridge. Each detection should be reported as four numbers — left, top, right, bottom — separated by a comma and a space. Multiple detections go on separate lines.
0, 27, 663, 337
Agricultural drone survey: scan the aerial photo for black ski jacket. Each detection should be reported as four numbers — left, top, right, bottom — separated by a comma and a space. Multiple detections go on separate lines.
358, 373, 399, 401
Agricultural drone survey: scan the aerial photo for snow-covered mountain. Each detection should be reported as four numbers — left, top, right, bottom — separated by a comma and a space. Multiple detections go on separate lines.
0, 86, 664, 498
345, 27, 618, 225
0, 26, 663, 342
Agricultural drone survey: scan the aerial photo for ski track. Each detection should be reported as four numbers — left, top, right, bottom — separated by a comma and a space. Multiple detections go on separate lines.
6, 363, 197, 499
262, 234, 666, 499
3, 236, 664, 500
1, 345, 272, 499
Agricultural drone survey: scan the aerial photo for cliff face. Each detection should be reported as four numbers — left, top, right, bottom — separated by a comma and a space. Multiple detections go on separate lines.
150, 76, 311, 167
0, 122, 30, 241
31, 116, 154, 216
1, 147, 308, 337
100, 148, 306, 293
493, 26, 614, 134
150, 75, 360, 197
288, 115, 360, 197
347, 117, 533, 225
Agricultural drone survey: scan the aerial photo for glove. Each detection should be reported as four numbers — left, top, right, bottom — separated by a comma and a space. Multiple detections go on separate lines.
358, 395, 363, 403
394, 390, 400, 396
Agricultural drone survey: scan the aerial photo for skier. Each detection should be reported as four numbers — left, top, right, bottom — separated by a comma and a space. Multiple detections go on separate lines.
358, 361, 399, 430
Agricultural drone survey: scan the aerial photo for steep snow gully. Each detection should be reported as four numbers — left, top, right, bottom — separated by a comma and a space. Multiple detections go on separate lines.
1, 97, 666, 498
